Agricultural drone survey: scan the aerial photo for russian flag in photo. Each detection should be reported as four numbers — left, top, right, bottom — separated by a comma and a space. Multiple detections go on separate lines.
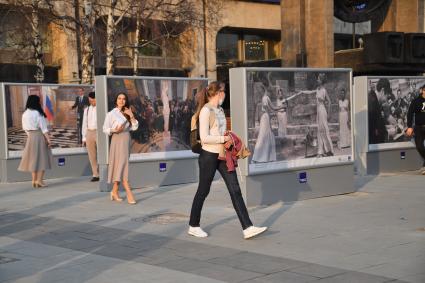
44, 94, 54, 121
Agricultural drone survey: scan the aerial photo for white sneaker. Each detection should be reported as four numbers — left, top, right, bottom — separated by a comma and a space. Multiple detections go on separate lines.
188, 226, 208, 238
243, 226, 267, 239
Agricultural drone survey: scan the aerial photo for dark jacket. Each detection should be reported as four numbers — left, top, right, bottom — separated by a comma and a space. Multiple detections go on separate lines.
407, 95, 425, 128
72, 95, 89, 115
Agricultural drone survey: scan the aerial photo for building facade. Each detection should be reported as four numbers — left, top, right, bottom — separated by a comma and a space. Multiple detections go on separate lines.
1, 0, 425, 84
0, 0, 281, 83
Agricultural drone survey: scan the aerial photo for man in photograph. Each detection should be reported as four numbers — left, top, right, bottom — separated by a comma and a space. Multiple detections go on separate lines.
71, 88, 89, 145
368, 79, 388, 144
405, 85, 425, 175
82, 92, 99, 182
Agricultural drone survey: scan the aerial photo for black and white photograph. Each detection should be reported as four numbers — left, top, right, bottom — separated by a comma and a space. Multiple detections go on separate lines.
106, 77, 207, 156
367, 77, 425, 145
246, 69, 352, 171
4, 84, 94, 155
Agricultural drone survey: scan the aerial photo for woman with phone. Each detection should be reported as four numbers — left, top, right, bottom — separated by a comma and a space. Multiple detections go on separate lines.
103, 93, 139, 204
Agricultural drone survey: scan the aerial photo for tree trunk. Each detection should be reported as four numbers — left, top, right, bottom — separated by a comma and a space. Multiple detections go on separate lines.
31, 0, 44, 83
106, 0, 117, 75
74, 0, 82, 82
133, 11, 141, 76
81, 0, 94, 84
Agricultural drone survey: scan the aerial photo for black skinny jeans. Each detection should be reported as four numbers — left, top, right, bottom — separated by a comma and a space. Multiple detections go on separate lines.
189, 149, 253, 230
414, 125, 425, 166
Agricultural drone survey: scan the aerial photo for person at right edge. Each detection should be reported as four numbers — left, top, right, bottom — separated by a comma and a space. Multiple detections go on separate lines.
406, 85, 425, 175
188, 81, 267, 239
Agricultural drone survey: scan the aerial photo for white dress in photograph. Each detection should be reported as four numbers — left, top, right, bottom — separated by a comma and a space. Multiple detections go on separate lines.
252, 94, 276, 162
338, 99, 350, 148
316, 87, 333, 155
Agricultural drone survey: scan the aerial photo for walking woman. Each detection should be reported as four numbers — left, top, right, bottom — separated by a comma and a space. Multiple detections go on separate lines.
188, 81, 267, 239
103, 93, 139, 204
18, 95, 52, 188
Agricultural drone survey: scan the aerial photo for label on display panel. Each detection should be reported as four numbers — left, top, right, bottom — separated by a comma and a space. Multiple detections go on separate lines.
299, 172, 307, 184
400, 151, 406, 160
58, 157, 65, 166
159, 163, 167, 172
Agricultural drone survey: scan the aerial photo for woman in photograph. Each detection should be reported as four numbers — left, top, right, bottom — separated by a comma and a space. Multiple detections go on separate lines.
18, 95, 52, 188
276, 88, 288, 138
338, 88, 350, 148
103, 93, 139, 204
298, 73, 334, 157
188, 81, 267, 240
252, 83, 283, 163
161, 80, 171, 134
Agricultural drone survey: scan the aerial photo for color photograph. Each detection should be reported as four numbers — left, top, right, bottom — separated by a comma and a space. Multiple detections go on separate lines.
5, 84, 94, 153
106, 78, 207, 155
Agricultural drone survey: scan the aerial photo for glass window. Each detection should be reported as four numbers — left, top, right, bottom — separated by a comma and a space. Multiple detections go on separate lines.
216, 32, 239, 63
138, 24, 162, 57
139, 39, 162, 57
165, 38, 180, 57
267, 40, 280, 59
244, 35, 265, 61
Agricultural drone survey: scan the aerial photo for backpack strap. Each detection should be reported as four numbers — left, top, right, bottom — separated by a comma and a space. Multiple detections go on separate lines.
207, 106, 216, 129
191, 105, 216, 131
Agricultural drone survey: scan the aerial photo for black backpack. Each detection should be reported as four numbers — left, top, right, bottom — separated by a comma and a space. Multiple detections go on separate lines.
190, 106, 216, 154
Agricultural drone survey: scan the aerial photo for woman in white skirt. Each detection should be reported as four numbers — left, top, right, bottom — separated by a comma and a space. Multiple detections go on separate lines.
103, 93, 139, 204
298, 73, 334, 157
252, 84, 286, 163
338, 88, 350, 148
18, 95, 52, 188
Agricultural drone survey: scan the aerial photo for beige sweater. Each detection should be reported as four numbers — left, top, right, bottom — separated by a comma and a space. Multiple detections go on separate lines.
199, 104, 226, 155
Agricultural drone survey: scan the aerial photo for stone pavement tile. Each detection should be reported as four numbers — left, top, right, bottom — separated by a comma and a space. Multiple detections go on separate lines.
315, 271, 397, 283
0, 236, 20, 247
2, 271, 71, 283
94, 244, 144, 261
190, 263, 264, 283
2, 257, 114, 283
286, 263, 346, 279
80, 261, 226, 283
0, 253, 21, 264
0, 257, 48, 282
74, 229, 128, 242
121, 234, 181, 252
2, 240, 75, 259
157, 257, 218, 273
399, 272, 425, 283
164, 239, 243, 261
208, 251, 308, 274
56, 237, 105, 252
358, 261, 425, 281
0, 220, 45, 237
4, 226, 56, 242
134, 250, 185, 265
316, 251, 392, 271
0, 213, 29, 226
242, 270, 319, 283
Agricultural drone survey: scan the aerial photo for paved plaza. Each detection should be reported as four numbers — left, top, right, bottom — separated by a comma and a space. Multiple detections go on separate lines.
0, 171, 424, 283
